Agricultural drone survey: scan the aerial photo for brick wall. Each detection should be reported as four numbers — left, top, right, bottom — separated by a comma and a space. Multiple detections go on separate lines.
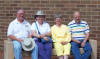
0, 0, 100, 59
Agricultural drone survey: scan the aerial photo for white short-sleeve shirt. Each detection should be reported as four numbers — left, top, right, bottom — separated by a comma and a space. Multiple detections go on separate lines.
7, 18, 31, 39
31, 21, 50, 34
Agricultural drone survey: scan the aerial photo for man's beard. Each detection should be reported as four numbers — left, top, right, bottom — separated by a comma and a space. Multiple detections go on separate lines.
19, 17, 24, 21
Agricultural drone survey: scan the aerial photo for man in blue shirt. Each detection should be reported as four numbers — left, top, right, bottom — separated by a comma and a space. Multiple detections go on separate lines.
68, 11, 92, 59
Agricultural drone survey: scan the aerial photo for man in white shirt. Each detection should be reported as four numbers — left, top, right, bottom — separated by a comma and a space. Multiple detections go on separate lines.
7, 9, 38, 59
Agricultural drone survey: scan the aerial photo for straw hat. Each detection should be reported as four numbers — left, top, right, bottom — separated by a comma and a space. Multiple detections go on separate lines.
34, 10, 45, 19
21, 38, 35, 51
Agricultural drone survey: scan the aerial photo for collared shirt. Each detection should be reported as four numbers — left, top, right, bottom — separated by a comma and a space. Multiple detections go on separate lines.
7, 18, 31, 39
68, 20, 90, 40
31, 21, 50, 34
51, 24, 71, 43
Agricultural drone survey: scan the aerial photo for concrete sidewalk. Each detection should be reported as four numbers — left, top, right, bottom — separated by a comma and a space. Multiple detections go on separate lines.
0, 50, 74, 59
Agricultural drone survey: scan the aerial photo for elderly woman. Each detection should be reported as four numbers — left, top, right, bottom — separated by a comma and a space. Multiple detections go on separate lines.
51, 14, 71, 59
31, 10, 52, 59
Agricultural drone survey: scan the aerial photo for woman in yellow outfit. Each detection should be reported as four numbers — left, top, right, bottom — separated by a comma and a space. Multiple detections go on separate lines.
51, 14, 71, 59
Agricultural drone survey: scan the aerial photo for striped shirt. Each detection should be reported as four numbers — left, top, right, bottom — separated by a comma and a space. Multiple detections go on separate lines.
68, 20, 90, 40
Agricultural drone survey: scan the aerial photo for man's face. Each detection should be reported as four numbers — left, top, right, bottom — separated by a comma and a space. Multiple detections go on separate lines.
17, 10, 25, 22
55, 18, 62, 25
74, 12, 81, 23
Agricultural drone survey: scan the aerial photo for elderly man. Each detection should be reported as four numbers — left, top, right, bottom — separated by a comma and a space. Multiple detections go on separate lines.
68, 11, 92, 59
7, 9, 38, 59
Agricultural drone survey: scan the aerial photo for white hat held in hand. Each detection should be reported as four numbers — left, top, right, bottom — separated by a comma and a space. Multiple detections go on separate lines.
21, 38, 35, 51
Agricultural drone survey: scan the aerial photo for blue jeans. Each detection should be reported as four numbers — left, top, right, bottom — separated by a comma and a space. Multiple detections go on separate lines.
71, 40, 92, 59
12, 40, 38, 59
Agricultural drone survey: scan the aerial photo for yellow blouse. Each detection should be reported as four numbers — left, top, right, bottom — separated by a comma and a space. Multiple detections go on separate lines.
51, 24, 71, 43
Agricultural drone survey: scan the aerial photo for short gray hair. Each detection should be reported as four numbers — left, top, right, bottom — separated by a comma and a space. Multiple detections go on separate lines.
54, 14, 62, 19
17, 9, 24, 14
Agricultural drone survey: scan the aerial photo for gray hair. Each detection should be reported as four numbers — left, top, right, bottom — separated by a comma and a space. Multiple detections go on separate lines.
54, 14, 62, 19
17, 9, 24, 14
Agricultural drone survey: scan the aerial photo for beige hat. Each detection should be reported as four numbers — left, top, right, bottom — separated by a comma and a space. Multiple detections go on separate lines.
21, 38, 35, 51
34, 10, 45, 18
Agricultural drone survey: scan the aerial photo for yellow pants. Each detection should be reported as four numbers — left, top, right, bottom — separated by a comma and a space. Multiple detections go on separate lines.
54, 43, 71, 56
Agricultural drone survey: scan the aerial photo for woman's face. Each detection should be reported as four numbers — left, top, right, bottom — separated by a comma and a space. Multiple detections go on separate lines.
55, 18, 62, 25
36, 16, 45, 24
